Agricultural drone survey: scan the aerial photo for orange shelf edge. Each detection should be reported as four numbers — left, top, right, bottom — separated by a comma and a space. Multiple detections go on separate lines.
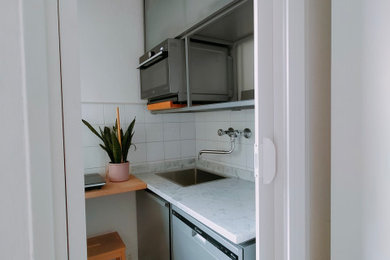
147, 101, 186, 111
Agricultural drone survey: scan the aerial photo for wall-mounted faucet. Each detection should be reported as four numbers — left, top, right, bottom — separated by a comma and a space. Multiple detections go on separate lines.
198, 127, 252, 159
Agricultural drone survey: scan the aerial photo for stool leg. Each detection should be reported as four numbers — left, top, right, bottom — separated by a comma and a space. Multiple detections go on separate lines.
120, 249, 126, 260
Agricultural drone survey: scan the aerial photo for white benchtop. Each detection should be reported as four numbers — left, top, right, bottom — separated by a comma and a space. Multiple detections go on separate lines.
134, 171, 255, 244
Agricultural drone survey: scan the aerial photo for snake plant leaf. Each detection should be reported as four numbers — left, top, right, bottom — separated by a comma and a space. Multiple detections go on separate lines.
99, 144, 114, 162
122, 132, 129, 161
111, 132, 122, 163
82, 119, 103, 141
122, 118, 136, 161
103, 127, 112, 146
82, 116, 136, 164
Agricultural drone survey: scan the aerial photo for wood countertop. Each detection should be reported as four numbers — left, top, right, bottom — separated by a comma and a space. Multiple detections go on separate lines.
85, 174, 147, 199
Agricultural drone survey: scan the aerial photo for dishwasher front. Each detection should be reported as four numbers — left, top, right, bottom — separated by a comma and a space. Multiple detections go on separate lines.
171, 206, 255, 260
136, 189, 170, 260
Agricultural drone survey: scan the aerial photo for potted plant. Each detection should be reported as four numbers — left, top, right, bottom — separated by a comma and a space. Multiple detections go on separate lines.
82, 108, 136, 182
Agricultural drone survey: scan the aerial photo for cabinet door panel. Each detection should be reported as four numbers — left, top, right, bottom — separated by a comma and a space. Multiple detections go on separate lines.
144, 0, 186, 50
144, 0, 235, 50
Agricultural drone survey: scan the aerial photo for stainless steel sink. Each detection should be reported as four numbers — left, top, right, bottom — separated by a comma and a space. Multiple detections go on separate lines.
156, 168, 225, 187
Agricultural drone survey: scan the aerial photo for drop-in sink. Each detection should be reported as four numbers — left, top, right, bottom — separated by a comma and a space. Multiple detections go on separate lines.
156, 168, 225, 187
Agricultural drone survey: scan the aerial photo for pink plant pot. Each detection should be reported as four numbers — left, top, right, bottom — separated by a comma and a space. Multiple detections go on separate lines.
108, 162, 130, 182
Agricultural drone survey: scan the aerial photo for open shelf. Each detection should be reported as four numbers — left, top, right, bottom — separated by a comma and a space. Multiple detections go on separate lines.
85, 174, 147, 199
151, 99, 254, 114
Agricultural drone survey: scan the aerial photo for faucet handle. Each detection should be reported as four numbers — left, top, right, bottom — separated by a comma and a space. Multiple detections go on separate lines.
217, 128, 252, 138
217, 129, 225, 136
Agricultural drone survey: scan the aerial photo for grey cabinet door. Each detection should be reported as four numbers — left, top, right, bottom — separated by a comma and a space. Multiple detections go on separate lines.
144, 0, 235, 50
136, 190, 170, 260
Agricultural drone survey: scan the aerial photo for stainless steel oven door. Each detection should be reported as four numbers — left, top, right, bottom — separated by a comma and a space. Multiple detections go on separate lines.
139, 49, 172, 99
139, 58, 171, 99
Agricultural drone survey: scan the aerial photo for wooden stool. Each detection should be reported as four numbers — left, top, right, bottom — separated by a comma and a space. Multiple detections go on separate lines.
87, 232, 126, 260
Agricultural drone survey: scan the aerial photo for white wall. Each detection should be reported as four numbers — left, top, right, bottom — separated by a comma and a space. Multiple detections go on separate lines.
332, 0, 390, 259
78, 0, 144, 103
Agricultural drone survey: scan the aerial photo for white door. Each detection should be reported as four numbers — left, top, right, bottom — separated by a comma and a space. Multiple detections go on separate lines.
255, 0, 331, 259
332, 0, 390, 259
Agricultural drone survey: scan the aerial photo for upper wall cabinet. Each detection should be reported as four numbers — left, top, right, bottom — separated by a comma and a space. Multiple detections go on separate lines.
144, 0, 235, 50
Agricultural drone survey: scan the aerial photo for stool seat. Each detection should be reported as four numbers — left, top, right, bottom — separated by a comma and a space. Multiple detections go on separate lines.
87, 232, 126, 260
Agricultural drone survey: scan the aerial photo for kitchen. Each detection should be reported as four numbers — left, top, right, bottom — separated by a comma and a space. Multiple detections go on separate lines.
3, 0, 354, 259
81, 0, 256, 259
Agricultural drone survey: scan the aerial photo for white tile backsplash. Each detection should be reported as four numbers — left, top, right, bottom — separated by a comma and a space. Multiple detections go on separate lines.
163, 113, 182, 123
181, 140, 196, 158
164, 141, 181, 160
180, 113, 195, 122
163, 123, 181, 141
130, 143, 146, 164
81, 102, 254, 172
103, 104, 126, 125
144, 109, 162, 123
146, 142, 164, 162
82, 123, 102, 147
132, 123, 146, 143
82, 104, 104, 124
145, 123, 164, 142
124, 104, 145, 123
180, 122, 196, 140
195, 108, 255, 171
83, 146, 109, 168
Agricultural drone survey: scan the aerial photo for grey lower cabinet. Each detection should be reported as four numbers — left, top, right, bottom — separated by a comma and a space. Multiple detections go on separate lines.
136, 189, 170, 260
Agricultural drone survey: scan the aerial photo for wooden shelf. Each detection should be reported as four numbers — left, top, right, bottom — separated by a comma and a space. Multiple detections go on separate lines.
85, 174, 147, 199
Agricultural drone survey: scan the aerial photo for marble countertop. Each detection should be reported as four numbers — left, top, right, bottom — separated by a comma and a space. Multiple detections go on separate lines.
134, 170, 255, 244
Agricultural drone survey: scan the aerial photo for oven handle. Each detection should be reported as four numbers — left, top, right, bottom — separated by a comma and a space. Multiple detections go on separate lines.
137, 50, 167, 69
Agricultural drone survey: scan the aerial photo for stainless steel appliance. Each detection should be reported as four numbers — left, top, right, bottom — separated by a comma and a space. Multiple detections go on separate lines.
136, 189, 170, 260
172, 206, 255, 260
156, 168, 225, 187
138, 39, 233, 103
138, 39, 186, 102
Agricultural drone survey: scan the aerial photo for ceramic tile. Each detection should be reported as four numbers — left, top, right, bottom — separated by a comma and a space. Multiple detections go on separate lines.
145, 123, 163, 142
124, 104, 145, 124
180, 113, 195, 122
81, 103, 104, 124
180, 122, 195, 140
144, 110, 162, 123
83, 146, 109, 169
103, 104, 126, 125
164, 141, 181, 160
82, 123, 102, 147
163, 123, 181, 141
132, 123, 146, 143
162, 114, 181, 123
230, 110, 247, 122
146, 142, 164, 161
181, 140, 196, 158
129, 143, 146, 164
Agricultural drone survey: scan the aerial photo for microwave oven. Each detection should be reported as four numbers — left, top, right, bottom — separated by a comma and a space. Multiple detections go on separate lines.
137, 39, 233, 103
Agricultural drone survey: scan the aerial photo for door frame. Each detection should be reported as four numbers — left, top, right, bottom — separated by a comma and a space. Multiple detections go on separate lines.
254, 0, 308, 259
56, 0, 88, 258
